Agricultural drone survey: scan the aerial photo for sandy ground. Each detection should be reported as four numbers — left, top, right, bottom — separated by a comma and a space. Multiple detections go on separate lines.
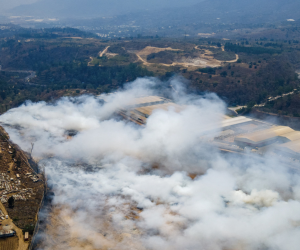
0, 202, 29, 250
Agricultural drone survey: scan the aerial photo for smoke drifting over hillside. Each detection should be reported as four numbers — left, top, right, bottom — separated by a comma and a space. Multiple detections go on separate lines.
1, 77, 300, 250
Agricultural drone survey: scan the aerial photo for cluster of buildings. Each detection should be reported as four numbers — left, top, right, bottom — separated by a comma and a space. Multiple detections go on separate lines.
0, 208, 4, 220
234, 123, 300, 159
0, 173, 34, 203
24, 172, 40, 183
0, 209, 15, 238
108, 95, 300, 161
0, 224, 15, 238
13, 188, 34, 201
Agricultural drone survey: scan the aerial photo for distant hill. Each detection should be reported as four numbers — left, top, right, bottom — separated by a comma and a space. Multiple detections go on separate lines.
7, 0, 300, 27
126, 0, 300, 25
8, 0, 202, 18
188, 0, 300, 24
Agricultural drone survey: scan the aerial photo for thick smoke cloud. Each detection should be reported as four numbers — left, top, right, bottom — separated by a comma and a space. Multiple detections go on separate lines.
1, 77, 300, 250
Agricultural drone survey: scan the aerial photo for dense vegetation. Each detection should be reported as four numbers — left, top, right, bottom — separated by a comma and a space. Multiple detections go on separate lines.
188, 58, 299, 105
259, 92, 300, 117
224, 43, 281, 55
147, 51, 176, 64
0, 62, 153, 112
0, 72, 62, 112
0, 26, 299, 115
35, 62, 153, 91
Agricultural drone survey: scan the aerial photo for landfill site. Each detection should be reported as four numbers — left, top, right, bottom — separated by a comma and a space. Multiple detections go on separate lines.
0, 126, 45, 250
111, 95, 300, 164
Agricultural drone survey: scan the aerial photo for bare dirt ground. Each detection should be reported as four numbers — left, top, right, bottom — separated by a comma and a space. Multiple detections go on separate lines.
87, 56, 94, 67
88, 46, 119, 66
0, 202, 29, 250
135, 46, 238, 68
137, 46, 181, 58
196, 45, 239, 63
105, 52, 118, 58
99, 46, 110, 57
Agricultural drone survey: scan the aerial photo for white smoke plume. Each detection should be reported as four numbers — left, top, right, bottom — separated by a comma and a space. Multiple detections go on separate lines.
1, 77, 300, 250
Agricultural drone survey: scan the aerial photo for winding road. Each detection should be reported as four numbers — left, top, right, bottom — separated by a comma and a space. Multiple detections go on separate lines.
0, 202, 29, 250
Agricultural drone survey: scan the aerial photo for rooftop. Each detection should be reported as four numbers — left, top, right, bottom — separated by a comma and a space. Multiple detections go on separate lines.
235, 126, 294, 144
126, 96, 168, 107
276, 139, 300, 154
278, 131, 300, 142
134, 102, 183, 117
221, 116, 252, 128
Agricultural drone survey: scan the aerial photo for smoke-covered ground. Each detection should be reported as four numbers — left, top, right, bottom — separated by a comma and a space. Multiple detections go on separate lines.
1, 77, 300, 250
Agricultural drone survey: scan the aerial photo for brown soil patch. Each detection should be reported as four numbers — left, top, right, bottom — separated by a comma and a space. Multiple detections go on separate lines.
135, 46, 237, 68
0, 237, 19, 250
137, 46, 181, 58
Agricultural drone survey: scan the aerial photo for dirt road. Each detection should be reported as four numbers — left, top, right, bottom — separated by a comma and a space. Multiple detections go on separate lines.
99, 46, 110, 57
255, 90, 297, 108
136, 46, 238, 68
195, 45, 239, 63
0, 202, 29, 250
87, 56, 94, 66
88, 46, 111, 66
135, 46, 221, 68
224, 53, 239, 63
